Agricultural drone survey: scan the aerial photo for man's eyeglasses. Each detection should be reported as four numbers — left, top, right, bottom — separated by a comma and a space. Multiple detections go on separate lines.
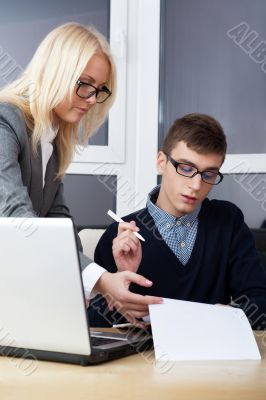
76, 79, 112, 103
166, 154, 223, 185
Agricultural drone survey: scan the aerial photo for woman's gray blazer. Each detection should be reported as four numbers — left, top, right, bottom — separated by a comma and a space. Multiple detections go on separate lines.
0, 102, 91, 269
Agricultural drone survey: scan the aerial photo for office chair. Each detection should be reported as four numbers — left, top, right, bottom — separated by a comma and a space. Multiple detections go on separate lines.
78, 228, 105, 260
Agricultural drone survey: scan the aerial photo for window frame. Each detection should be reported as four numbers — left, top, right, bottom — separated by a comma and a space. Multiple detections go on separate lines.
72, 0, 127, 164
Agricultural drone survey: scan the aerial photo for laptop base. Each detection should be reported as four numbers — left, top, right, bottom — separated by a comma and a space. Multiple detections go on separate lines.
1, 338, 153, 366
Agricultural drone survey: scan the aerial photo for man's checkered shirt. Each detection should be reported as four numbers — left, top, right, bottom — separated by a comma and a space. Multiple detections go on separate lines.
147, 185, 201, 265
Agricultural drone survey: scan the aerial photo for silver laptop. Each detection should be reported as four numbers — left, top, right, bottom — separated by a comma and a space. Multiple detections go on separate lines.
0, 218, 151, 365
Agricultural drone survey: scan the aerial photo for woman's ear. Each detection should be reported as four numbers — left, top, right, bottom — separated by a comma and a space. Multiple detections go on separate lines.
156, 151, 167, 175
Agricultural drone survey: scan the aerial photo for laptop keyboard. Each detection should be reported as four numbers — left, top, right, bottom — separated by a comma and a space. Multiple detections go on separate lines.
90, 336, 122, 347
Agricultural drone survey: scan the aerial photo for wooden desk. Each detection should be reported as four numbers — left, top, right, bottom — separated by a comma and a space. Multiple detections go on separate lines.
0, 331, 265, 400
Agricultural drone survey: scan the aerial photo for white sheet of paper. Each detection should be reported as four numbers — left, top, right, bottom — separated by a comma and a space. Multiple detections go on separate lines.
149, 298, 261, 361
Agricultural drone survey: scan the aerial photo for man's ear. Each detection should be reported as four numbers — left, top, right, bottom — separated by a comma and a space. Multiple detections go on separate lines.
156, 151, 167, 175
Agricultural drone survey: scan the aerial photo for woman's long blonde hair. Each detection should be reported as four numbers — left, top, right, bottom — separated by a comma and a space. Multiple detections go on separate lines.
0, 22, 116, 178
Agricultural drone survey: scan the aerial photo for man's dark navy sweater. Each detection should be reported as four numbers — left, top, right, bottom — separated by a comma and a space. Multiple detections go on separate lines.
89, 198, 266, 329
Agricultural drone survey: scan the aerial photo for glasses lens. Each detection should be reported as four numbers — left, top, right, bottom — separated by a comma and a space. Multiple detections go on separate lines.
177, 163, 196, 177
202, 171, 221, 185
96, 87, 111, 103
77, 84, 95, 99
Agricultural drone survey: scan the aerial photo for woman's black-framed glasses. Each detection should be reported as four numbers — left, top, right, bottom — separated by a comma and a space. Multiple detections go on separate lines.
76, 79, 112, 103
166, 154, 223, 185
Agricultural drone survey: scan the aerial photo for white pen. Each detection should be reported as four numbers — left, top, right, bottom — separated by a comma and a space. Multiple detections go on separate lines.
112, 322, 134, 328
107, 209, 145, 242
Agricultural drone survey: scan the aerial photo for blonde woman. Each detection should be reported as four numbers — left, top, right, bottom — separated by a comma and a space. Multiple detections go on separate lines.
0, 23, 162, 325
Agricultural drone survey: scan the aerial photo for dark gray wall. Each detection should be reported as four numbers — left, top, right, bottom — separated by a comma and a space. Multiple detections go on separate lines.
209, 174, 266, 228
63, 174, 116, 229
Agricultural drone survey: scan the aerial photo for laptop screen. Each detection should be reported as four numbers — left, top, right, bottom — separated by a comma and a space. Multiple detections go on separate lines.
0, 218, 91, 356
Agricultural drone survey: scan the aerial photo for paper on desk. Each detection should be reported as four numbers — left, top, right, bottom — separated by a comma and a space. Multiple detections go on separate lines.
149, 298, 261, 361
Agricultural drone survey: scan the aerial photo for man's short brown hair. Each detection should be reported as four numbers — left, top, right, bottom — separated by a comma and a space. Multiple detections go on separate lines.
162, 113, 227, 161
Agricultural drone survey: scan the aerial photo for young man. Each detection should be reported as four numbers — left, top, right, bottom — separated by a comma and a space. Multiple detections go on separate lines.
88, 113, 266, 329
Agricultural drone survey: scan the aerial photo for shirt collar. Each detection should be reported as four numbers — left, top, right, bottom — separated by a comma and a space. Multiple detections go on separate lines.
41, 125, 58, 145
147, 184, 201, 228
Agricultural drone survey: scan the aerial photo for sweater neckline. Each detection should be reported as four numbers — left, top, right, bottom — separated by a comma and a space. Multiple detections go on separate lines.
141, 203, 207, 271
